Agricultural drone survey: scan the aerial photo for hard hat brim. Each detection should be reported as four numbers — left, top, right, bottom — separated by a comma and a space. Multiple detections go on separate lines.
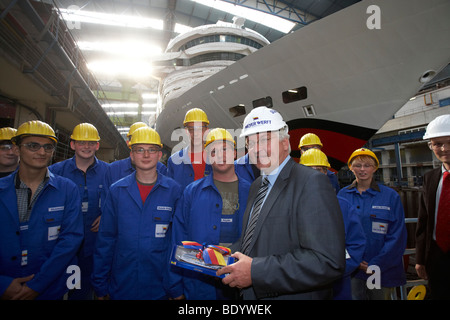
12, 134, 58, 145
423, 132, 450, 140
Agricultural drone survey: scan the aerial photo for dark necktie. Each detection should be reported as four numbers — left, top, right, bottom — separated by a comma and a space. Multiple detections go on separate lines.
436, 171, 450, 252
241, 177, 269, 255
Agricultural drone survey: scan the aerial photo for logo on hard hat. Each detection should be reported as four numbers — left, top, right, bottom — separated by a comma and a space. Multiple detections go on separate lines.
244, 119, 272, 129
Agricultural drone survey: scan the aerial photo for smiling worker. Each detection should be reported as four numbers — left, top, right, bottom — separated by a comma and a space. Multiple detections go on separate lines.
0, 120, 83, 299
218, 107, 345, 299
338, 148, 407, 300
49, 123, 109, 300
171, 128, 250, 299
92, 126, 181, 300
415, 114, 450, 299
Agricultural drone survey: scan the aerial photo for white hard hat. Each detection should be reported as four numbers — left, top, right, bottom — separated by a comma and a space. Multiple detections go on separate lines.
240, 107, 287, 137
423, 114, 450, 139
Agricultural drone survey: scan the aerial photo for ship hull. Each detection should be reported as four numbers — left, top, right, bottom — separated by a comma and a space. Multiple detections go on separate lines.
156, 0, 450, 169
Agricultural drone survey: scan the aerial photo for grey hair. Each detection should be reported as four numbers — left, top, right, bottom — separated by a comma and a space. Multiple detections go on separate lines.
278, 125, 291, 153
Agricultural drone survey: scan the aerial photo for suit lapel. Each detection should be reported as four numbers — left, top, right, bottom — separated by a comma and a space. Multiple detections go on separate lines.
427, 168, 442, 225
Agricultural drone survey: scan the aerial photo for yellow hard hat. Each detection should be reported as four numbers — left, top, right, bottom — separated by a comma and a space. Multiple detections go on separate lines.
70, 123, 100, 141
129, 126, 162, 147
0, 127, 17, 141
12, 120, 57, 144
183, 108, 209, 125
299, 133, 322, 149
127, 122, 148, 138
347, 148, 379, 169
204, 128, 235, 148
300, 148, 330, 168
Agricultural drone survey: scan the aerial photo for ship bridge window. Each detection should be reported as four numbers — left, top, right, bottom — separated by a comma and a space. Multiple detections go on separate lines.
253, 96, 272, 109
177, 35, 263, 51
282, 87, 307, 104
189, 52, 245, 66
229, 105, 246, 118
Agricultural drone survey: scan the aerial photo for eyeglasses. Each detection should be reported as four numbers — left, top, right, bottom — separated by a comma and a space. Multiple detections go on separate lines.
132, 147, 161, 154
75, 141, 98, 147
351, 163, 374, 169
0, 144, 14, 151
428, 141, 450, 150
21, 142, 55, 153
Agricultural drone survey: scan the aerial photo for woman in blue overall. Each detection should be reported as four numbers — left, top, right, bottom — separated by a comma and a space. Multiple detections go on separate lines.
170, 129, 251, 299
338, 148, 407, 300
49, 123, 109, 299
0, 120, 83, 300
91, 127, 181, 300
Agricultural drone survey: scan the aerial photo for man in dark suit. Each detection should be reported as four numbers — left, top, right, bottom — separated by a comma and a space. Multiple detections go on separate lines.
415, 114, 450, 299
218, 107, 346, 299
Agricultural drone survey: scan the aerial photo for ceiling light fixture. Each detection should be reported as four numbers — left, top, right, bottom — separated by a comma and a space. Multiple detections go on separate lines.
77, 41, 162, 58
88, 60, 152, 79
58, 8, 164, 30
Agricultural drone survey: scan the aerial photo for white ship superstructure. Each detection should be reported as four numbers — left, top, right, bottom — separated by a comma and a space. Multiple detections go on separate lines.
151, 17, 269, 127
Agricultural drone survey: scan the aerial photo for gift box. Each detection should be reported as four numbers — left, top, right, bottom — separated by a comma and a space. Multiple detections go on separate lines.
170, 242, 235, 278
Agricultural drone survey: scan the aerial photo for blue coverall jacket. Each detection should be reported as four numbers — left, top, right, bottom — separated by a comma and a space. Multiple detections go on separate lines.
91, 171, 181, 300
170, 171, 251, 299
49, 156, 109, 258
333, 196, 366, 299
327, 170, 340, 194
234, 153, 256, 183
0, 171, 83, 299
167, 146, 212, 190
338, 181, 407, 287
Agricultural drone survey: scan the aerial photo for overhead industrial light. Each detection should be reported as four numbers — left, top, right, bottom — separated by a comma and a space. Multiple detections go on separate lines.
191, 0, 296, 33
102, 103, 139, 109
58, 8, 164, 30
77, 41, 162, 58
142, 93, 158, 100
106, 111, 156, 116
88, 60, 152, 78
